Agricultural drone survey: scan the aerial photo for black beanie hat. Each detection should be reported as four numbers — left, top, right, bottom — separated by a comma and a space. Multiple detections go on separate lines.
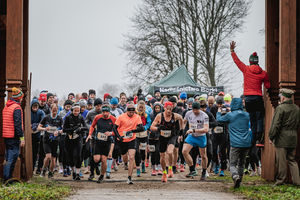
216, 96, 224, 105
138, 94, 145, 101
89, 89, 96, 95
64, 100, 73, 107
47, 93, 54, 100
94, 98, 103, 106
169, 96, 177, 103
150, 98, 157, 105
192, 102, 201, 109
177, 102, 184, 107
87, 98, 93, 105
68, 93, 75, 97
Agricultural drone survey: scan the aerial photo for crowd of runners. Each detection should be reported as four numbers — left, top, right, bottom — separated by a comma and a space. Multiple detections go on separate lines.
4, 41, 299, 188
30, 88, 260, 187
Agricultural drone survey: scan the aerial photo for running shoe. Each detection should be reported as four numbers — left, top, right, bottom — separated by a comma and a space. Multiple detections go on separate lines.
157, 170, 163, 175
113, 164, 118, 172
124, 164, 128, 170
75, 174, 81, 181
145, 161, 149, 168
186, 171, 197, 178
200, 171, 206, 180
88, 174, 95, 181
233, 175, 241, 189
219, 170, 225, 177
141, 163, 146, 173
151, 170, 157, 176
206, 170, 210, 177
257, 167, 261, 176
127, 176, 133, 184
214, 165, 220, 175
97, 175, 104, 183
106, 172, 111, 179
66, 167, 71, 176
137, 169, 141, 177
48, 171, 54, 178
63, 169, 68, 177
168, 169, 174, 178
79, 171, 84, 178
161, 173, 167, 182
180, 164, 185, 172
40, 169, 46, 177
36, 169, 41, 175
250, 171, 256, 177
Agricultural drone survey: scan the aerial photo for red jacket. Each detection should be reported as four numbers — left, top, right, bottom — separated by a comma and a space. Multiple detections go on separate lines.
231, 52, 270, 96
2, 99, 24, 138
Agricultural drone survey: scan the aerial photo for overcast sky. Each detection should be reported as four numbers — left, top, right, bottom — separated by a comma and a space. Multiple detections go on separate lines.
29, 0, 265, 98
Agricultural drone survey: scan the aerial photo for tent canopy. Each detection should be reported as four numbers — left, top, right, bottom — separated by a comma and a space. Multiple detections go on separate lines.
148, 65, 224, 95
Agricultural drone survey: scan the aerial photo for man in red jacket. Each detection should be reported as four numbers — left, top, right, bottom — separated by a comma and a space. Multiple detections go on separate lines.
230, 41, 270, 145
2, 87, 25, 183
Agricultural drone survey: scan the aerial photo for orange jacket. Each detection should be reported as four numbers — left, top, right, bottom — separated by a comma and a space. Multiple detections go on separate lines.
2, 100, 24, 138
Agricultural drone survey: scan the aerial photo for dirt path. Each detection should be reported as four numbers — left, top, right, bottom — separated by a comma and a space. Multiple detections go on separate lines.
52, 166, 242, 200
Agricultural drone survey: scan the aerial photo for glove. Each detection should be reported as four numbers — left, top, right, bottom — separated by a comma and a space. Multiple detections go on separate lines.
126, 131, 133, 137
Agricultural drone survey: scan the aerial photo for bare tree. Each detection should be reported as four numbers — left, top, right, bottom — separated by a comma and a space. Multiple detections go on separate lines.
123, 0, 251, 87
97, 83, 121, 99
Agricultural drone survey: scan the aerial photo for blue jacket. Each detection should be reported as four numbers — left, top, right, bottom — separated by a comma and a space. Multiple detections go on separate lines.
31, 98, 45, 132
217, 98, 252, 148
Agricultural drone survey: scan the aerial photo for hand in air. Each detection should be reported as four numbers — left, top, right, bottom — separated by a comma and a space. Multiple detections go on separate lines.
230, 41, 236, 52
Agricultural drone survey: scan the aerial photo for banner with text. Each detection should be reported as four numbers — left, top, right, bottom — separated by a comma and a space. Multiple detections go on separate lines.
154, 85, 224, 95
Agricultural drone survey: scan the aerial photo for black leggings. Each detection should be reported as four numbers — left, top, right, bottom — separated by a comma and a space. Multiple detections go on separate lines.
65, 137, 82, 168
149, 139, 160, 166
32, 133, 40, 170
178, 140, 185, 165
212, 133, 228, 170
190, 147, 199, 169
37, 135, 45, 170
206, 133, 213, 168
135, 137, 148, 167
245, 145, 260, 170
59, 135, 68, 169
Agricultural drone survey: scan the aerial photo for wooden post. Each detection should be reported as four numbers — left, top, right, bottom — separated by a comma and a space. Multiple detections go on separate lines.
262, 0, 279, 181
5, 0, 24, 180
278, 0, 297, 88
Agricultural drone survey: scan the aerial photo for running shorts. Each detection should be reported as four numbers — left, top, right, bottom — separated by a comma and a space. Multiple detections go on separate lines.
185, 134, 207, 148
120, 139, 137, 155
159, 135, 177, 153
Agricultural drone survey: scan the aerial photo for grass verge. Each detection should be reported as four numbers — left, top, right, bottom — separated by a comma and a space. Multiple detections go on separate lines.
207, 171, 300, 200
0, 177, 72, 200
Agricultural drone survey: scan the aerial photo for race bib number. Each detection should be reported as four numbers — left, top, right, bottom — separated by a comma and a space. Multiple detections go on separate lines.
160, 130, 172, 138
97, 132, 108, 141
189, 123, 198, 130
136, 131, 148, 138
214, 126, 224, 134
123, 131, 133, 139
69, 132, 79, 140
48, 126, 58, 134
148, 145, 155, 152
139, 142, 147, 150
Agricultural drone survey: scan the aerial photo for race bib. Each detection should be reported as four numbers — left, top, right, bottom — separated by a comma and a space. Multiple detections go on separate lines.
123, 131, 133, 139
69, 132, 79, 140
148, 145, 155, 152
189, 123, 198, 130
214, 126, 224, 134
97, 132, 108, 141
48, 126, 58, 134
139, 142, 147, 150
160, 130, 172, 138
136, 131, 148, 138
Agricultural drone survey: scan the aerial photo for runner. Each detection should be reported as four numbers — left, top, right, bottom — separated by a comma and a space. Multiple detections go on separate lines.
58, 99, 74, 176
118, 92, 127, 112
63, 103, 88, 181
86, 105, 116, 183
150, 101, 183, 182
181, 101, 209, 180
85, 98, 103, 180
37, 104, 63, 178
113, 104, 144, 184
135, 101, 151, 176
110, 97, 123, 117
149, 102, 163, 176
